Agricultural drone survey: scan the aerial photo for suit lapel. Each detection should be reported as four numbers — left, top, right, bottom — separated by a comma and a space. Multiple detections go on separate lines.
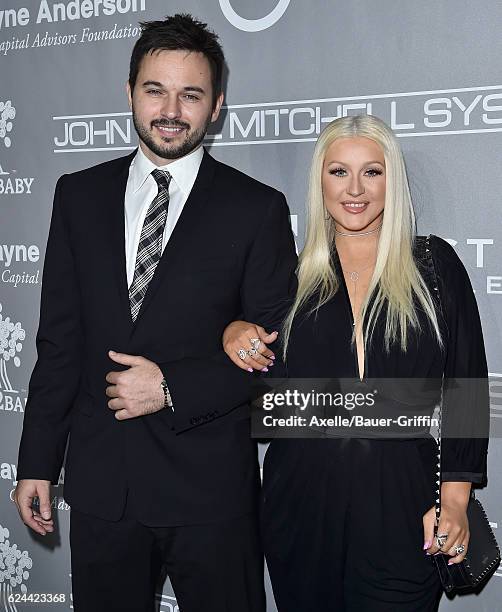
131, 149, 217, 330
101, 150, 136, 335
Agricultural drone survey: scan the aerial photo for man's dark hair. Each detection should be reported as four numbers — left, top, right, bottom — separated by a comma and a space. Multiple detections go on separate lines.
129, 13, 225, 108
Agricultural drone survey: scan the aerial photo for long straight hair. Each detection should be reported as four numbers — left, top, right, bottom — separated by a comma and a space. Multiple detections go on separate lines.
282, 114, 442, 358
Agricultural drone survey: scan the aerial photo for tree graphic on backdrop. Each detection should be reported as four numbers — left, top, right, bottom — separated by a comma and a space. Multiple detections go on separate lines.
0, 100, 15, 149
0, 303, 25, 392
0, 523, 33, 611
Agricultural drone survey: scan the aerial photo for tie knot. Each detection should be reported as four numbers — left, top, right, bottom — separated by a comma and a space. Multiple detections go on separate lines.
151, 168, 172, 192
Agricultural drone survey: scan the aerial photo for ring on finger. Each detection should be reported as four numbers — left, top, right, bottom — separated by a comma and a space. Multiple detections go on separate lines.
436, 533, 448, 548
238, 348, 248, 360
250, 338, 261, 350
248, 348, 258, 357
454, 544, 465, 556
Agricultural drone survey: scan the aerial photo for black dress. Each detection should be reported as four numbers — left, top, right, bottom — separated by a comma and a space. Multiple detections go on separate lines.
261, 236, 489, 612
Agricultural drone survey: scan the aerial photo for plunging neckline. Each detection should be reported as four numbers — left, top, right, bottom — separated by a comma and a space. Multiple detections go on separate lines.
334, 251, 368, 382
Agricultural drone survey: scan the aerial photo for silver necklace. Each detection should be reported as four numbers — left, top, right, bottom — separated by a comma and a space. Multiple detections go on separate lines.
335, 223, 382, 238
340, 258, 376, 325
345, 261, 374, 283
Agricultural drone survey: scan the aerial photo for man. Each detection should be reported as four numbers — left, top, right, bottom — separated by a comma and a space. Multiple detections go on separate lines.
14, 14, 297, 612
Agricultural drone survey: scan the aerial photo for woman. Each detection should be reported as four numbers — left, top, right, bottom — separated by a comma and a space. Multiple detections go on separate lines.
223, 115, 489, 611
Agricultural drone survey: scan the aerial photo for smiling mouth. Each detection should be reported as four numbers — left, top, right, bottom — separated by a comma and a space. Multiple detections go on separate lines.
154, 125, 187, 136
155, 125, 185, 134
341, 201, 369, 212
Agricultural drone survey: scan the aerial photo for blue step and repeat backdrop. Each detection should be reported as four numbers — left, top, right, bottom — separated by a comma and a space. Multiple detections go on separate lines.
1, 1, 501, 610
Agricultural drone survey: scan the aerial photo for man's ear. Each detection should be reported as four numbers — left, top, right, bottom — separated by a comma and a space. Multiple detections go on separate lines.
211, 91, 225, 123
126, 81, 132, 109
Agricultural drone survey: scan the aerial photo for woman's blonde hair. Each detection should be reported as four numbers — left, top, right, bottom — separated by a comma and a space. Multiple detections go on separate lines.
282, 114, 442, 358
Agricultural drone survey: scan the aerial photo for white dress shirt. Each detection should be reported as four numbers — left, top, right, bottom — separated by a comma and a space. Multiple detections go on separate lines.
124, 144, 203, 287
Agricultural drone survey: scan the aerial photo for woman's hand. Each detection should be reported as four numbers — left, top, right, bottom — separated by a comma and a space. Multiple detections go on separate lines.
423, 482, 471, 565
223, 320, 278, 371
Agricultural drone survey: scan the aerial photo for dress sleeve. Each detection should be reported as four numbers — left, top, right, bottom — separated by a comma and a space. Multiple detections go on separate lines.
432, 236, 489, 484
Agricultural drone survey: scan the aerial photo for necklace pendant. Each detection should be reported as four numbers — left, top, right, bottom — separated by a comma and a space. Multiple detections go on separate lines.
349, 271, 359, 282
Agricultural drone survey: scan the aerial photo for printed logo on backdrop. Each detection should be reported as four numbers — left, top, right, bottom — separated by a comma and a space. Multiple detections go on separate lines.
489, 373, 502, 422
1, 0, 290, 54
1, 459, 18, 488
0, 100, 34, 195
444, 238, 501, 297
0, 523, 33, 610
0, 0, 146, 56
219, 0, 290, 32
0, 100, 14, 151
50, 86, 501, 290
1, 245, 41, 288
53, 112, 133, 153
52, 85, 502, 154
156, 593, 179, 612
0, 303, 26, 415
203, 84, 502, 145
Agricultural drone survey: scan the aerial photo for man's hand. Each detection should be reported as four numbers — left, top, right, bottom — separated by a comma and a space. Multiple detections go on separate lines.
106, 351, 165, 420
14, 479, 54, 536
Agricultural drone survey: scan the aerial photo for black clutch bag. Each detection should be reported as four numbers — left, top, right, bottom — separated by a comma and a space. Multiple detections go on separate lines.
421, 235, 501, 593
432, 493, 500, 592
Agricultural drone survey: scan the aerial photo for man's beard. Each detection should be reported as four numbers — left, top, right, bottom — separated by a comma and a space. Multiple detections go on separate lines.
132, 107, 211, 160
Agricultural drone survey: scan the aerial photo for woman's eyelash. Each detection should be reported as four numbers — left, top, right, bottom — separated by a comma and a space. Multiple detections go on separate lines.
329, 167, 347, 175
328, 167, 383, 176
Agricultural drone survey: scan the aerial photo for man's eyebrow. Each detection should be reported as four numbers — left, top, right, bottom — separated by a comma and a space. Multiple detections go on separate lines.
140, 81, 206, 95
142, 80, 164, 88
183, 86, 205, 94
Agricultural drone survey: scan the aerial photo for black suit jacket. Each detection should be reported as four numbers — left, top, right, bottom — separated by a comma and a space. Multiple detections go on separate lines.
17, 148, 298, 525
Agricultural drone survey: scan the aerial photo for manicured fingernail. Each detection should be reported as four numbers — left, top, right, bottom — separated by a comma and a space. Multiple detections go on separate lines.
423, 541, 431, 550
426, 552, 431, 556
109, 350, 116, 355
269, 362, 274, 367
247, 368, 253, 372
262, 367, 269, 372
448, 561, 454, 565
270, 355, 276, 360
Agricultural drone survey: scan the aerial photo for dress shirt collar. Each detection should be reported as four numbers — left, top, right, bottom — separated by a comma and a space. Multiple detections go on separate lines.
130, 144, 204, 196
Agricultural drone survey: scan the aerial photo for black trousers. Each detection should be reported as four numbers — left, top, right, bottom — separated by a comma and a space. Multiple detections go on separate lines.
70, 496, 266, 612
262, 438, 443, 612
